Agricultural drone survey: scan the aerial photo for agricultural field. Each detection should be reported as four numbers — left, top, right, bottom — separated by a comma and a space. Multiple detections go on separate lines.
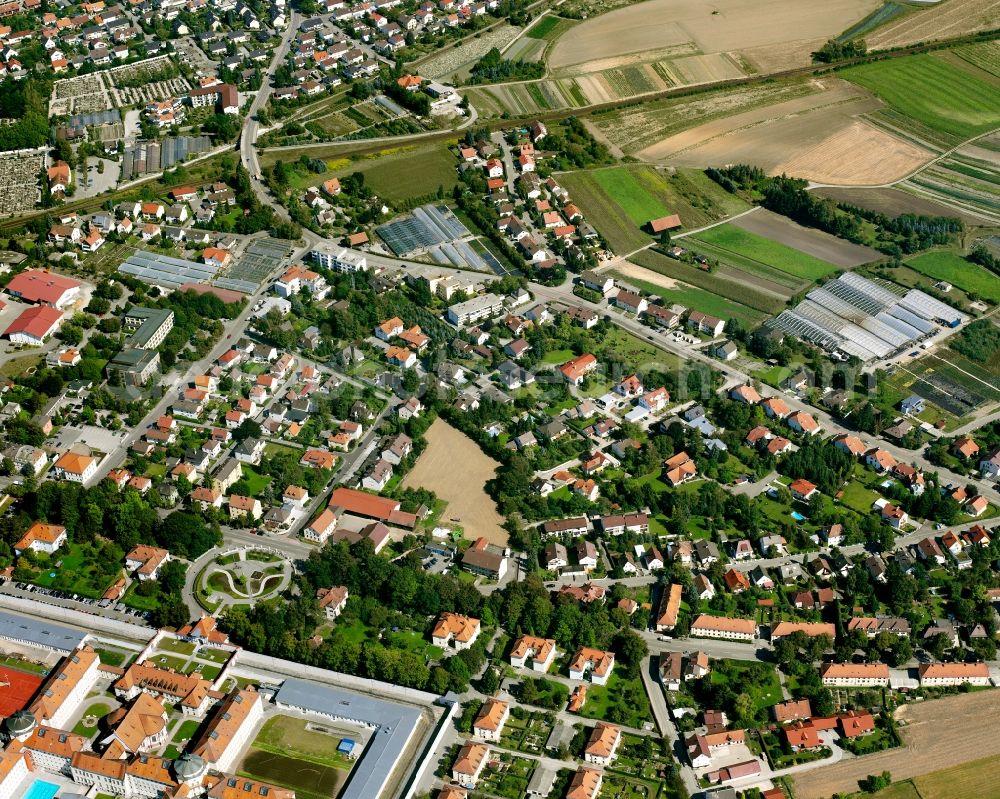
548, 0, 881, 75
841, 53, 1000, 146
953, 38, 1000, 78
864, 0, 1000, 50
693, 222, 842, 279
621, 251, 774, 323
793, 691, 1000, 798
905, 251, 1000, 303
899, 137, 1000, 224
727, 209, 881, 268
634, 78, 934, 185
559, 166, 749, 253
590, 81, 818, 155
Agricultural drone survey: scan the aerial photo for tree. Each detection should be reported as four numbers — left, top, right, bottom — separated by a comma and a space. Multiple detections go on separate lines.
613, 629, 648, 678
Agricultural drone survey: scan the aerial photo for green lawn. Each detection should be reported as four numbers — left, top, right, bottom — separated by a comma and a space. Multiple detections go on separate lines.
122, 582, 162, 612
150, 654, 188, 671
239, 466, 271, 497
93, 647, 129, 667
578, 672, 653, 728
252, 715, 355, 770
842, 53, 1000, 141
527, 15, 562, 38
692, 223, 838, 281
839, 479, 882, 514
905, 250, 1000, 303
172, 719, 201, 743
263, 442, 301, 459
156, 638, 196, 656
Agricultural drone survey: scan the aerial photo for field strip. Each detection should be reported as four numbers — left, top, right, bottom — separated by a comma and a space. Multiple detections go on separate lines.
924, 352, 1000, 393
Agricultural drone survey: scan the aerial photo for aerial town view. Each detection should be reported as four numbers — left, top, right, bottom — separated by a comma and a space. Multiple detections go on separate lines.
0, 0, 994, 797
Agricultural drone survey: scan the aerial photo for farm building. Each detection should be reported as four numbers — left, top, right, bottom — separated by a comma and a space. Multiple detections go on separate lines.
767, 272, 966, 362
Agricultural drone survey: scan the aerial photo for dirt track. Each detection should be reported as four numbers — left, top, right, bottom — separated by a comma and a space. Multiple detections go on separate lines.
793, 690, 1000, 798
400, 418, 507, 546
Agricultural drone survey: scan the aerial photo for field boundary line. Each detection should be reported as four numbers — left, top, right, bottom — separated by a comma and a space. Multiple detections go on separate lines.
807, 122, 1000, 191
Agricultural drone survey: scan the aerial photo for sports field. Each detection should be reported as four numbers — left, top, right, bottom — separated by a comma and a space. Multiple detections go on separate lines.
905, 251, 1000, 303
842, 54, 1000, 143
0, 667, 43, 717
692, 224, 839, 281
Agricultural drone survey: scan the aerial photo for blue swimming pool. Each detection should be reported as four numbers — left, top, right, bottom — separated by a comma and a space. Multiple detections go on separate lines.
790, 511, 806, 521
24, 779, 60, 799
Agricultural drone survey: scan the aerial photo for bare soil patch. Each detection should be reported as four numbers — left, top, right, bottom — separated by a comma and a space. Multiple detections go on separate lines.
867, 0, 1000, 50
773, 120, 933, 185
730, 208, 881, 267
793, 690, 1000, 799
401, 418, 507, 546
637, 78, 934, 186
549, 0, 880, 71
614, 260, 679, 290
812, 185, 990, 224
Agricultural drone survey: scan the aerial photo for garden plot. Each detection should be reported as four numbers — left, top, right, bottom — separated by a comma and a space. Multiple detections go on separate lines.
0, 149, 44, 214
899, 142, 1000, 225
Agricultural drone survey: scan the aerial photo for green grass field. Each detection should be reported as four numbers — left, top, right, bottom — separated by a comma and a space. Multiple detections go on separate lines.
842, 54, 1000, 141
692, 224, 838, 281
591, 167, 672, 226
905, 250, 1000, 303
560, 166, 749, 253
527, 15, 562, 38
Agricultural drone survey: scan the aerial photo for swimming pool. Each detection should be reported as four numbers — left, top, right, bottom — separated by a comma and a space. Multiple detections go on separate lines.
790, 511, 806, 521
24, 779, 60, 799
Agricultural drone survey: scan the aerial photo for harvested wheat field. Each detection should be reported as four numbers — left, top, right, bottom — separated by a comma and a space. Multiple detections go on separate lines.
867, 0, 1000, 50
401, 418, 507, 546
793, 690, 1000, 799
636, 78, 935, 185
772, 120, 931, 185
549, 0, 880, 72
